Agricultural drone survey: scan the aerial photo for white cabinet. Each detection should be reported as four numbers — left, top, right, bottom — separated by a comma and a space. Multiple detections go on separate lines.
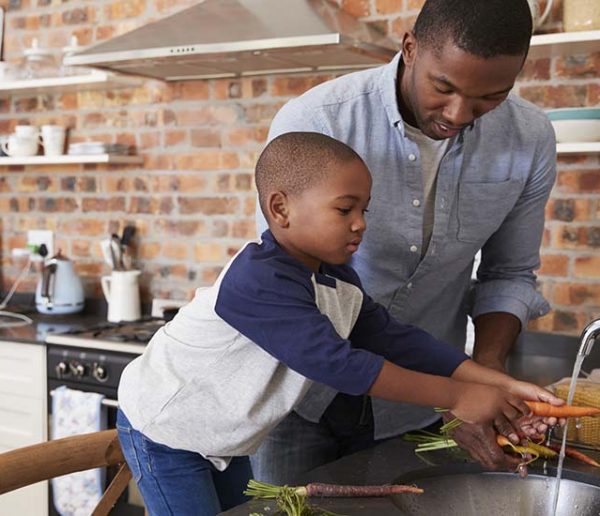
0, 341, 48, 516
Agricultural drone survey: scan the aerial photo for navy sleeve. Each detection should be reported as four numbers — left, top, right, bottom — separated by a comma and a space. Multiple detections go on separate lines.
214, 247, 384, 396
332, 266, 469, 377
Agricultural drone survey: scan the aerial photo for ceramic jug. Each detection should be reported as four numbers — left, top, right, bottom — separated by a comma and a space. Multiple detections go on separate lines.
101, 270, 141, 323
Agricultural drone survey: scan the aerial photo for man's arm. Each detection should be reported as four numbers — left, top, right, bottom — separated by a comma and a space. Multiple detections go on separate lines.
470, 114, 556, 366
472, 312, 521, 372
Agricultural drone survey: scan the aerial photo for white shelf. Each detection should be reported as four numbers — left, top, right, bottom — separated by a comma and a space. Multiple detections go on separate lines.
0, 70, 142, 97
0, 154, 143, 165
529, 30, 600, 59
556, 142, 600, 154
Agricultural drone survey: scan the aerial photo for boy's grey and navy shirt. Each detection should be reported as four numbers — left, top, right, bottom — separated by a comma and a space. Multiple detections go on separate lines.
118, 230, 468, 469
258, 51, 557, 438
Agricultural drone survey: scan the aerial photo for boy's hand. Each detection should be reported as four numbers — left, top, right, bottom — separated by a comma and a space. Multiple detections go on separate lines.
451, 383, 530, 435
503, 380, 566, 437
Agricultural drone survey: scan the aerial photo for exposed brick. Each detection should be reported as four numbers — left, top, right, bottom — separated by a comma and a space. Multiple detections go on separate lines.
225, 126, 268, 146
574, 256, 600, 278
82, 197, 126, 212
165, 129, 187, 147
194, 242, 224, 262
162, 241, 189, 260
178, 196, 239, 215
555, 53, 600, 79
139, 242, 161, 259
38, 197, 78, 212
58, 219, 106, 237
154, 219, 205, 237
271, 76, 331, 97
519, 58, 551, 81
129, 196, 174, 214
407, 0, 426, 9
375, 0, 402, 15
519, 85, 588, 108
553, 283, 600, 306
176, 106, 240, 127
557, 170, 600, 194
190, 129, 221, 148
341, 0, 371, 17
539, 254, 569, 276
546, 198, 591, 222
105, 0, 146, 20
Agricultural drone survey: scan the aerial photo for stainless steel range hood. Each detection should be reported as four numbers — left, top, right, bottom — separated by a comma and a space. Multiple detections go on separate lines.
64, 0, 399, 81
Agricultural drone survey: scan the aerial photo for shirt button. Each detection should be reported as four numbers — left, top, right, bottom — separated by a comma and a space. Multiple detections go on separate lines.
409, 245, 418, 253
412, 199, 421, 207
408, 154, 417, 161
406, 282, 413, 289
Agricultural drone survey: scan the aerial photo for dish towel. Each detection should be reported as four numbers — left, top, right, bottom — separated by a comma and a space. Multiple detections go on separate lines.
51, 385, 107, 516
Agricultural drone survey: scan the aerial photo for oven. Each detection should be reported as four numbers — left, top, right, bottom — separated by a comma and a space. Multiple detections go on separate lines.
45, 320, 164, 516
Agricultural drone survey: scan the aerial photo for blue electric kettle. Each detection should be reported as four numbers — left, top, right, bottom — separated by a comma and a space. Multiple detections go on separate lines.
35, 250, 85, 314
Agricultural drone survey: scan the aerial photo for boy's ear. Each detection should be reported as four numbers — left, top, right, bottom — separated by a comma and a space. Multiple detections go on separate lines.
267, 191, 290, 228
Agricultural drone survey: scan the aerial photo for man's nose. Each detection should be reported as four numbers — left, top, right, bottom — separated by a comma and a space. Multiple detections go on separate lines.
443, 96, 474, 127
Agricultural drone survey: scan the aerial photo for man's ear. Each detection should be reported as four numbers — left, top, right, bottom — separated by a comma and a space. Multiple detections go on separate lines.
267, 191, 290, 228
402, 31, 417, 67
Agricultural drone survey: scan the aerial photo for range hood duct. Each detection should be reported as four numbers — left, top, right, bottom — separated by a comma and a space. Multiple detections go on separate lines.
64, 0, 399, 81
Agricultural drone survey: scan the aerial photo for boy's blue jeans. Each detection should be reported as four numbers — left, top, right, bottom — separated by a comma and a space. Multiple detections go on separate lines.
116, 409, 252, 516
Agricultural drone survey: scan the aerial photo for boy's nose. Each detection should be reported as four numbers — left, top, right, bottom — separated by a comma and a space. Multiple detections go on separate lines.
351, 216, 366, 233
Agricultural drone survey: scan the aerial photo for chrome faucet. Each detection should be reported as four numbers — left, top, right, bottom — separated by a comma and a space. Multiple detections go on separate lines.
578, 317, 600, 357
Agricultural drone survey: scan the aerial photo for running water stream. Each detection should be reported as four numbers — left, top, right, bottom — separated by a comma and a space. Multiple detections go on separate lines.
550, 353, 586, 516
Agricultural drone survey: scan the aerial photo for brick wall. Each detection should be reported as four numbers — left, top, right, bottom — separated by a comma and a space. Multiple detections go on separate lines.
1, 0, 598, 334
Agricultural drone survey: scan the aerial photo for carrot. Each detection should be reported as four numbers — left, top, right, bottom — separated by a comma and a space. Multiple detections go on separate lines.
299, 483, 423, 497
545, 443, 600, 468
525, 401, 600, 418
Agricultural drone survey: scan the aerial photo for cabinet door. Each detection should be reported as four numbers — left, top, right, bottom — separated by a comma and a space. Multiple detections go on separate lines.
0, 342, 47, 516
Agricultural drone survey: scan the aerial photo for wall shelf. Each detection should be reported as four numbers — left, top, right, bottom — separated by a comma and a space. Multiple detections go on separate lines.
0, 154, 143, 165
529, 30, 600, 59
0, 70, 142, 97
556, 142, 600, 154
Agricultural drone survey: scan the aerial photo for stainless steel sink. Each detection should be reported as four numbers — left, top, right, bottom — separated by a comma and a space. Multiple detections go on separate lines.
392, 466, 600, 516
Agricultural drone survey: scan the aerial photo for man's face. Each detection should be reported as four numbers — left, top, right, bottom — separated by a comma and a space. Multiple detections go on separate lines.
279, 159, 372, 272
400, 34, 525, 140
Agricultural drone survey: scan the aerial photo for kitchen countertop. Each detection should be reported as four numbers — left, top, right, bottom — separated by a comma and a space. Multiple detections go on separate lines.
221, 436, 600, 515
0, 303, 106, 345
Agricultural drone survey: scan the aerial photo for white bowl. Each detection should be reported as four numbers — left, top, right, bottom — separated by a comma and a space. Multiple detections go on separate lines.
550, 119, 600, 143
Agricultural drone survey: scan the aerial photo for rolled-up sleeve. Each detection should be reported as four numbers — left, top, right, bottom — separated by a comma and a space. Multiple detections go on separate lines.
471, 117, 556, 327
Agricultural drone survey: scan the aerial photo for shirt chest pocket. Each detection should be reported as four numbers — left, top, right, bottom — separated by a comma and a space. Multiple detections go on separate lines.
456, 179, 522, 243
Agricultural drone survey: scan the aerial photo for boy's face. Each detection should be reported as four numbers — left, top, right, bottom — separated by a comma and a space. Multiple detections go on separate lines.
275, 158, 371, 272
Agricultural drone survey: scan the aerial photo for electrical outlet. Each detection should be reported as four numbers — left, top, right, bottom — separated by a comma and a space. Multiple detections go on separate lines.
27, 229, 54, 259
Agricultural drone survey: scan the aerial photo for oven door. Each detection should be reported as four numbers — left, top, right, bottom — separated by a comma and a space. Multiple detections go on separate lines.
47, 379, 145, 516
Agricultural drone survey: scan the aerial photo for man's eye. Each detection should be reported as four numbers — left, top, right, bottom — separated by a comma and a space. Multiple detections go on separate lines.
434, 86, 452, 95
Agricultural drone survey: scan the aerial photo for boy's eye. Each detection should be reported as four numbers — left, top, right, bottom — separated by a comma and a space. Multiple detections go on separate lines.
337, 207, 352, 215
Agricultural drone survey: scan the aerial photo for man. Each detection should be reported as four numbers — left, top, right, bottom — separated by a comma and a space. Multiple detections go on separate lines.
254, 0, 556, 481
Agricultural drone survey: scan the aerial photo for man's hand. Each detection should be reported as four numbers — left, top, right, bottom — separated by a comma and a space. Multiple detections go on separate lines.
442, 413, 522, 471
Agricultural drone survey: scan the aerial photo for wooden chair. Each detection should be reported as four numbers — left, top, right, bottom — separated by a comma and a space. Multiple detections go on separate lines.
0, 430, 133, 516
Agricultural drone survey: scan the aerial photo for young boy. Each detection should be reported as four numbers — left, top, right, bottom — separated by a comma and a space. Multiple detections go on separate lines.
116, 132, 561, 516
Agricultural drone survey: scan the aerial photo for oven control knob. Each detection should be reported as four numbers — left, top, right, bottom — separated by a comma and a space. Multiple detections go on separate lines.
55, 361, 69, 378
70, 362, 87, 378
93, 363, 108, 382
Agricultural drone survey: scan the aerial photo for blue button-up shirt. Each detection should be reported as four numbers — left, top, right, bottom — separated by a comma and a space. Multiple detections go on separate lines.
257, 52, 556, 438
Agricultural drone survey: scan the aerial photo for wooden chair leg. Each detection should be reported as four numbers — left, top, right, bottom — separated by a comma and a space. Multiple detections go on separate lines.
91, 462, 133, 516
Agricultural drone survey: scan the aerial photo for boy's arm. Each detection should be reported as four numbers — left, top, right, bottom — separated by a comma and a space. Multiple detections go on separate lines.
368, 360, 530, 427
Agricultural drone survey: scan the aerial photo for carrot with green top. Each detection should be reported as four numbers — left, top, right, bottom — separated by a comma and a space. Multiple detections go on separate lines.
524, 401, 600, 418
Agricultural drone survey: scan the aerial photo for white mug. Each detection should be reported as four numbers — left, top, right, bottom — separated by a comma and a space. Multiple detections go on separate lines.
14, 125, 39, 139
1, 134, 39, 157
41, 125, 66, 156
101, 270, 142, 323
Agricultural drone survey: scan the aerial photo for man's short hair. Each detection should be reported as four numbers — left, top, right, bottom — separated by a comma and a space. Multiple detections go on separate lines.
413, 0, 532, 59
255, 132, 363, 217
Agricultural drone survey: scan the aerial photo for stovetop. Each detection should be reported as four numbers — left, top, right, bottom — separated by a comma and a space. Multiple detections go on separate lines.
45, 318, 165, 354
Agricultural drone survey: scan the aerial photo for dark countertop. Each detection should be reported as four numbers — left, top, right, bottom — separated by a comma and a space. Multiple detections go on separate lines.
0, 299, 107, 345
221, 437, 600, 515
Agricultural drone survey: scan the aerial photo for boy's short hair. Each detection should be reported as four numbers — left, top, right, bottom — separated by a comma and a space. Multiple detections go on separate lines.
413, 0, 532, 59
255, 132, 363, 218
